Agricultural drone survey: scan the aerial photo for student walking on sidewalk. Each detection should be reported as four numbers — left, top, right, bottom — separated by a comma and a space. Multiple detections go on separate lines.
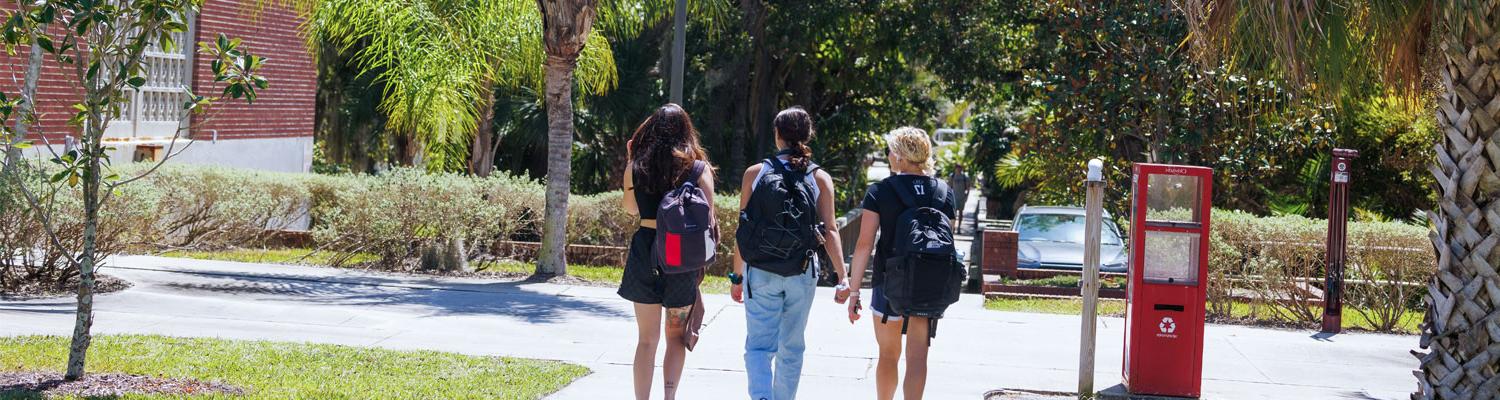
732, 107, 851, 400
847, 127, 963, 400
620, 104, 717, 400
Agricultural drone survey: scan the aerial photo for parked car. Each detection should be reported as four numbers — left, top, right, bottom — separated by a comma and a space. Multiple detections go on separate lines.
1013, 206, 1128, 273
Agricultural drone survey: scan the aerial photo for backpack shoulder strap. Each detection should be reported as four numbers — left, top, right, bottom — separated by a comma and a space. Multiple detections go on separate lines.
928, 177, 950, 210
766, 157, 789, 174
684, 160, 707, 186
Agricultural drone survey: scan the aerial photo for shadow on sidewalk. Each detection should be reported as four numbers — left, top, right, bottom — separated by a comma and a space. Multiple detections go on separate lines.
0, 301, 75, 314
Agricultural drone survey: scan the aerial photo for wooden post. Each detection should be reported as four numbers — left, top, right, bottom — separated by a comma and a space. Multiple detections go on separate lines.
1079, 159, 1105, 399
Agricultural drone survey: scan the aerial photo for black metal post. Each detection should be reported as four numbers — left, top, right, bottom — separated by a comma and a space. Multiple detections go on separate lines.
1322, 148, 1359, 334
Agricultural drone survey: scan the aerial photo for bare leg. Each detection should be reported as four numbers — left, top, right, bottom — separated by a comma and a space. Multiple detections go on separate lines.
902, 317, 932, 400
873, 316, 905, 400
633, 302, 663, 400
662, 305, 693, 400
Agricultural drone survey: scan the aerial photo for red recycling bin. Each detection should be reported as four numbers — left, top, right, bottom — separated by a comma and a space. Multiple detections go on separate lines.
1122, 164, 1212, 398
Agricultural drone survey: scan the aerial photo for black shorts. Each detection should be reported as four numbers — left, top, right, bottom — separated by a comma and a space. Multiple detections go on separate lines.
617, 228, 702, 308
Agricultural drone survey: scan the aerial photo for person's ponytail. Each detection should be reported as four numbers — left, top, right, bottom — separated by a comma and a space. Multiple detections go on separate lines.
774, 107, 815, 171
788, 141, 812, 170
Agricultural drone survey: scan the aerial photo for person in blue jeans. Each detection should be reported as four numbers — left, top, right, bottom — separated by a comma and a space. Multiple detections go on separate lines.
730, 107, 850, 400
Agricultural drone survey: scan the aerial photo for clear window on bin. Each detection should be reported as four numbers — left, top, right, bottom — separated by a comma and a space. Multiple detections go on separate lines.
1143, 230, 1199, 285
1146, 174, 1202, 224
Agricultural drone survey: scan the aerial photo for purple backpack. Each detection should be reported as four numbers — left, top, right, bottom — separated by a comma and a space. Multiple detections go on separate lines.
654, 160, 719, 273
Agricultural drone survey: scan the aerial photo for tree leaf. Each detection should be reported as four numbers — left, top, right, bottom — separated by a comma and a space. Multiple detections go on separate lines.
36, 36, 54, 53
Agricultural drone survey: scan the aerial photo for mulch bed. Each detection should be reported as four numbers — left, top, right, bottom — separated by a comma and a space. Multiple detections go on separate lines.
0, 371, 243, 398
0, 272, 132, 300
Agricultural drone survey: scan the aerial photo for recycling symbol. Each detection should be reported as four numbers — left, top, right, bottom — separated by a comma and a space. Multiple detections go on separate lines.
1159, 317, 1177, 334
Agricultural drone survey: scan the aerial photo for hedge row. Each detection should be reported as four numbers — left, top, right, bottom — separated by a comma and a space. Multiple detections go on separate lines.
1208, 210, 1432, 331
4, 163, 1437, 331
1, 164, 742, 278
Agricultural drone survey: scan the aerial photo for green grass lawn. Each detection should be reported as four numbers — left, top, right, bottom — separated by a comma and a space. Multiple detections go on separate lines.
983, 297, 1421, 334
162, 248, 733, 295
1002, 275, 1128, 290
477, 260, 733, 295
0, 335, 587, 399
161, 248, 382, 266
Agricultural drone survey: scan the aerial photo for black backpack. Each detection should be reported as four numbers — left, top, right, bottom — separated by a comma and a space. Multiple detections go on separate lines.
736, 154, 825, 277
881, 177, 965, 339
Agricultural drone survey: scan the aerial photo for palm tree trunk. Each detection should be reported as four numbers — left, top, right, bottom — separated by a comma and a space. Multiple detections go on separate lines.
470, 90, 498, 177
3, 44, 42, 173
535, 0, 598, 277
1418, 2, 1500, 398
537, 58, 575, 276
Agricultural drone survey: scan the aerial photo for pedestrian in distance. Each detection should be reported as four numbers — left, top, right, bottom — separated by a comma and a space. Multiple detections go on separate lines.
620, 104, 718, 400
731, 106, 851, 400
948, 164, 971, 234
847, 127, 965, 400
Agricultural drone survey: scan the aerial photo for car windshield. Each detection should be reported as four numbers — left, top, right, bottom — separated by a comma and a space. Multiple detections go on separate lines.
1016, 213, 1123, 245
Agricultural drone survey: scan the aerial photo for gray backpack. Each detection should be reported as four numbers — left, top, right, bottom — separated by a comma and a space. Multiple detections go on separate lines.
654, 160, 718, 274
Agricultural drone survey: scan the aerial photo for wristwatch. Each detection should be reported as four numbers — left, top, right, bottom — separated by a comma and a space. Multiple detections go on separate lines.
727, 272, 744, 285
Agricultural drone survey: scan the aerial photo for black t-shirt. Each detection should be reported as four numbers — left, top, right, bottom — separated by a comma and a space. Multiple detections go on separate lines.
633, 170, 663, 220
859, 174, 958, 287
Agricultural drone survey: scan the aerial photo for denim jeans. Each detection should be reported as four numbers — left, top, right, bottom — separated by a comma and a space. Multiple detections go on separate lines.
743, 264, 817, 400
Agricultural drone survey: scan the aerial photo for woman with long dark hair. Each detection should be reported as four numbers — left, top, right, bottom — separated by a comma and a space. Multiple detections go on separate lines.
620, 103, 716, 400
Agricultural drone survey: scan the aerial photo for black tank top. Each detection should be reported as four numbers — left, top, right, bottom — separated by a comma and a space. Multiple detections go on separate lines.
634, 170, 663, 220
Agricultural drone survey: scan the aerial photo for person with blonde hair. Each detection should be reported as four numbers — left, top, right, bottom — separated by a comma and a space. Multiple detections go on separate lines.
846, 126, 960, 400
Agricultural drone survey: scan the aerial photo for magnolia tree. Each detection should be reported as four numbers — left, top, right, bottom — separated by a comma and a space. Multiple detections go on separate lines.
0, 0, 267, 380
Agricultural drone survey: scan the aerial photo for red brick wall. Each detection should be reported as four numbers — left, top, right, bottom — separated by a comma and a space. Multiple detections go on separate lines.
191, 0, 314, 140
0, 20, 85, 142
0, 1, 314, 142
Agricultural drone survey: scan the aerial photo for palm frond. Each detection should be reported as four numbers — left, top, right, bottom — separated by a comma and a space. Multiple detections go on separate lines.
1178, 0, 1433, 103
992, 154, 1046, 189
595, 0, 735, 41
301, 0, 621, 164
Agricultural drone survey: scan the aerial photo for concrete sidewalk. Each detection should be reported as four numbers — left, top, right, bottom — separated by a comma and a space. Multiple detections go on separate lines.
0, 256, 1417, 399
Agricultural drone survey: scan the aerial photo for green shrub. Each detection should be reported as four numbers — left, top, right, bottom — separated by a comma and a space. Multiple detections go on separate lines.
306, 169, 539, 268
0, 163, 148, 290
1207, 209, 1434, 329
138, 165, 312, 248
0, 164, 746, 274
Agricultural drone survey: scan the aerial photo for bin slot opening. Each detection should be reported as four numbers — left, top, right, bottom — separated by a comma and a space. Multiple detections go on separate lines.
1153, 304, 1185, 312
1143, 220, 1202, 230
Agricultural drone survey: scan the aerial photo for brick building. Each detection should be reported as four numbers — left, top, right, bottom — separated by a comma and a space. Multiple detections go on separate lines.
1, 1, 315, 173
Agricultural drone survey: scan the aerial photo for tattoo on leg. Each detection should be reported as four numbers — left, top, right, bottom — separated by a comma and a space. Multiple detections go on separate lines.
667, 306, 692, 326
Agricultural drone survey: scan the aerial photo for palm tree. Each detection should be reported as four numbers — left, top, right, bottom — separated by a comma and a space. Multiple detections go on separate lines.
288, 0, 618, 174
535, 0, 599, 276
532, 0, 729, 276
1177, 1, 1495, 398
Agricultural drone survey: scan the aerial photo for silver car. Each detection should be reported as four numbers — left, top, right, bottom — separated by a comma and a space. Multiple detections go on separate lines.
1013, 206, 1129, 273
